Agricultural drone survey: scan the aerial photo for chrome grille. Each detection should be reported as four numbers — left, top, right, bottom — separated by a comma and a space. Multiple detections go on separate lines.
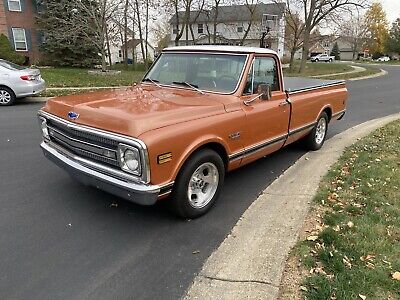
46, 119, 120, 168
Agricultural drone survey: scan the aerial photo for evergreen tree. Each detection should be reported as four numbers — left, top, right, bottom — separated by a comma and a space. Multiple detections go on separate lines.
0, 34, 25, 64
330, 42, 340, 60
385, 18, 400, 55
36, 0, 100, 67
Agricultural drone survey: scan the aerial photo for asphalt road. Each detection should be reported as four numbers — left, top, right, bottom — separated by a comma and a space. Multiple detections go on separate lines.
1, 64, 399, 300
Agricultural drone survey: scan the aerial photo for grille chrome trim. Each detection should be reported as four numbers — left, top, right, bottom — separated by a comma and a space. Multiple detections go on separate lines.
38, 110, 151, 184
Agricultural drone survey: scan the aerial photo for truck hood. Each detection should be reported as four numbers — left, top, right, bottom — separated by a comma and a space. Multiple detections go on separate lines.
43, 84, 227, 137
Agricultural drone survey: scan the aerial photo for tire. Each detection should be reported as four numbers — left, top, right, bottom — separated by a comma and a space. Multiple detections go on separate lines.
315, 59, 319, 62
170, 149, 225, 219
302, 112, 329, 151
0, 86, 16, 106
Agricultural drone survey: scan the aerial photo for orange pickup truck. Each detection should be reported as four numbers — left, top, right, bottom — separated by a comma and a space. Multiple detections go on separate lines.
38, 46, 347, 218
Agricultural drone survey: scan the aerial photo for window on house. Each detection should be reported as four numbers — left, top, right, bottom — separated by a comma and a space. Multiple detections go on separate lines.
119, 50, 122, 58
198, 24, 204, 34
12, 28, 27, 51
237, 26, 243, 33
8, 0, 21, 12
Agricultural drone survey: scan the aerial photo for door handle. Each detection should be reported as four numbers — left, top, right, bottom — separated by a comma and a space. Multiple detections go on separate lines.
279, 101, 289, 107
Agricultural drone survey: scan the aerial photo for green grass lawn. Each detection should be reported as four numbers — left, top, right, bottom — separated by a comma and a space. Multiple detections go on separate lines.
284, 62, 353, 77
319, 66, 382, 80
39, 67, 146, 88
294, 120, 400, 300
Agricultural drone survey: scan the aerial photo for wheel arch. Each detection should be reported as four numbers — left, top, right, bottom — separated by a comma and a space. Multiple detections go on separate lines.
171, 138, 230, 183
319, 105, 332, 122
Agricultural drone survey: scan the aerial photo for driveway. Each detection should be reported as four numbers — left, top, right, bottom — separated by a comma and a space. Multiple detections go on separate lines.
0, 65, 399, 300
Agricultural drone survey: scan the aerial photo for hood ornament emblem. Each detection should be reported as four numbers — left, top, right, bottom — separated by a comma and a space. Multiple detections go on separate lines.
68, 111, 79, 120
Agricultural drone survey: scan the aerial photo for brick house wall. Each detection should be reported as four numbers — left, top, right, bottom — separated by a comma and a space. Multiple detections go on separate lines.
1, 0, 41, 64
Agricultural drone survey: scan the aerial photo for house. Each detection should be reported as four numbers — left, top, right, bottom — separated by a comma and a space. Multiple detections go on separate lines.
169, 3, 286, 57
0, 0, 41, 64
309, 35, 367, 61
109, 39, 156, 65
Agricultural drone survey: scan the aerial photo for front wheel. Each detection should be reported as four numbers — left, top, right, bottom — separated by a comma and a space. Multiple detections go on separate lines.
170, 149, 225, 219
301, 112, 329, 151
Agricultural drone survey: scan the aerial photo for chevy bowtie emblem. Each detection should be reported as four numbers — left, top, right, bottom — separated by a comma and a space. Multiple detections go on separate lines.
68, 111, 79, 120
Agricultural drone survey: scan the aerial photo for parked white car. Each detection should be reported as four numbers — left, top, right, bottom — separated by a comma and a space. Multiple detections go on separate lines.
310, 54, 335, 63
377, 56, 390, 62
0, 59, 46, 106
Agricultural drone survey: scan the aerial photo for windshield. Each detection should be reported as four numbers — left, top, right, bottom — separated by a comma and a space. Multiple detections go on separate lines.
0, 59, 26, 71
144, 52, 248, 94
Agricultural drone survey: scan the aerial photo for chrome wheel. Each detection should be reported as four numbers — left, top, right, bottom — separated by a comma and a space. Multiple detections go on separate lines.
187, 162, 219, 209
315, 117, 327, 145
0, 90, 11, 104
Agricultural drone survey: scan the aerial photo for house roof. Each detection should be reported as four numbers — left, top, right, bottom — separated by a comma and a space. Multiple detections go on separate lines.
169, 3, 285, 25
163, 45, 278, 56
122, 39, 154, 50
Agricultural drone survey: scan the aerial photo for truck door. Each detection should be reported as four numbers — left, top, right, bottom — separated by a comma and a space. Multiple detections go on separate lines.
240, 55, 290, 165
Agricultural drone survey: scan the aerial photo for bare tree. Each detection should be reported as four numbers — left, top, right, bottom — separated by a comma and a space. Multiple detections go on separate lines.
339, 11, 368, 60
70, 0, 123, 71
240, 0, 261, 45
297, 0, 367, 73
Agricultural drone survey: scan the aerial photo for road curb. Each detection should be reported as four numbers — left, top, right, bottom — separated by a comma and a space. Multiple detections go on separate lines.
184, 113, 400, 300
19, 97, 51, 103
348, 68, 388, 81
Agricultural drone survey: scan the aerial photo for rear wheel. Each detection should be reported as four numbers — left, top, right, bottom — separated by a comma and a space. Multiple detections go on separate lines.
302, 112, 329, 151
0, 87, 16, 106
170, 149, 225, 219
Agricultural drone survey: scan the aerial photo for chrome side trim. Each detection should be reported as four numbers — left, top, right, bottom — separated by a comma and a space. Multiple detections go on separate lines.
332, 109, 346, 118
285, 81, 345, 95
229, 134, 288, 162
38, 110, 151, 184
288, 122, 316, 136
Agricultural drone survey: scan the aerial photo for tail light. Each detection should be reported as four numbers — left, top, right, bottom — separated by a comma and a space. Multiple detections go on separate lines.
20, 75, 36, 81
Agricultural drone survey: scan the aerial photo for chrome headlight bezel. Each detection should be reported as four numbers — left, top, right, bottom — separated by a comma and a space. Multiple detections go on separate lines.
117, 144, 142, 176
38, 116, 50, 140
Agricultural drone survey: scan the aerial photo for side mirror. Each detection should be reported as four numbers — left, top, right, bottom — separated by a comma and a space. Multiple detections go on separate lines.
257, 84, 272, 100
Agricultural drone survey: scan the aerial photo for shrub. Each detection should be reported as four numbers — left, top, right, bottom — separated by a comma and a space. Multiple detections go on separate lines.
0, 34, 25, 65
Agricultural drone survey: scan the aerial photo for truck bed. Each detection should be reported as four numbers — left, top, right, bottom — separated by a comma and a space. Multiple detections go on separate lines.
284, 77, 345, 94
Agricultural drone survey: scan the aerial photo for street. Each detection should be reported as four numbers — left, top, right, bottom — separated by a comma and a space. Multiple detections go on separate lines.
1, 65, 400, 300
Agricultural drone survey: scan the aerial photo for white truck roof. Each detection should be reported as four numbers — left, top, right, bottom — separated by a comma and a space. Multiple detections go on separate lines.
164, 45, 278, 56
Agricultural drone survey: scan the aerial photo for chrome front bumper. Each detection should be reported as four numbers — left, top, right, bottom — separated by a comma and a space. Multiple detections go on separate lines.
41, 141, 161, 205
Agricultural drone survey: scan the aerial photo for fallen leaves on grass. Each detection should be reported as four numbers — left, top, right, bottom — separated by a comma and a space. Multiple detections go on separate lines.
392, 272, 400, 281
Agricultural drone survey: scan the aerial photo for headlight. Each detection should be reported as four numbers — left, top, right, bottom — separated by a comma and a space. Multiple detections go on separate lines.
118, 144, 142, 175
38, 117, 50, 140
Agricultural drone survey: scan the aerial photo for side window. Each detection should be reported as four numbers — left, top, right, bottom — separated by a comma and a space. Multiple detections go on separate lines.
243, 57, 279, 95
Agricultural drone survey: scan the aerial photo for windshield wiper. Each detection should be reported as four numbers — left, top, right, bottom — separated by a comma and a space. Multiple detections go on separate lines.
143, 77, 161, 87
172, 81, 205, 94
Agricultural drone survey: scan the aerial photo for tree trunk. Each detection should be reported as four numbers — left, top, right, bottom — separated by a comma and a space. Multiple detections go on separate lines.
299, 27, 310, 73
289, 48, 296, 72
124, 0, 129, 65
135, 0, 146, 65
145, 0, 149, 69
105, 25, 112, 66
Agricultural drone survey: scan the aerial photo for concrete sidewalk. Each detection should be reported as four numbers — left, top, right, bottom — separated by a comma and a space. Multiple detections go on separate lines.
184, 113, 400, 300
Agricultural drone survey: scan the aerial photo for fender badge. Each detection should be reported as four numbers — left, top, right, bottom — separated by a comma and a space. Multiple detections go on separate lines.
158, 152, 172, 164
68, 111, 79, 120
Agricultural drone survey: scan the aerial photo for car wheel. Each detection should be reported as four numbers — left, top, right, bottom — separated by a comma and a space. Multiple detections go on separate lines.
315, 59, 319, 62
170, 149, 225, 219
302, 112, 329, 151
0, 86, 16, 106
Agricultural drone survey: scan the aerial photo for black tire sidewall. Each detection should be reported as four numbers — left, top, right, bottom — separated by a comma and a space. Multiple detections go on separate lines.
0, 87, 16, 106
171, 149, 225, 219
304, 112, 329, 151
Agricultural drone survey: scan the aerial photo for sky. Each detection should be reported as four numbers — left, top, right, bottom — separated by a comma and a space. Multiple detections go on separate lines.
381, 0, 400, 23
